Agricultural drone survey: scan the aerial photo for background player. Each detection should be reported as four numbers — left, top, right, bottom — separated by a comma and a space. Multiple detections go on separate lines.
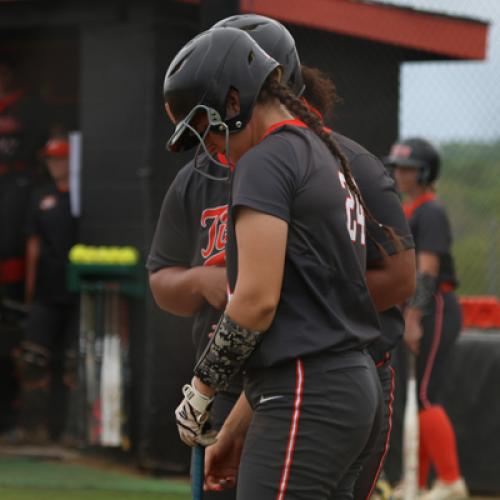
385, 138, 468, 500
0, 54, 47, 303
164, 26, 383, 499
13, 137, 78, 443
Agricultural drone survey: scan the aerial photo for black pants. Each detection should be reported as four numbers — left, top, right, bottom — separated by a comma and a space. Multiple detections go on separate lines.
417, 292, 462, 409
353, 361, 395, 499
237, 350, 381, 500
25, 301, 79, 354
22, 300, 79, 438
384, 291, 462, 483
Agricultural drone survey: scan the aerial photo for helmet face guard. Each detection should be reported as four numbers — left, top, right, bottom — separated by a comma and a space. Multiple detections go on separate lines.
167, 104, 231, 181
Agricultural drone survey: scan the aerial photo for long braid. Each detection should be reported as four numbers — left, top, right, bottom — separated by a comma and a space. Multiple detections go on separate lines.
261, 78, 403, 253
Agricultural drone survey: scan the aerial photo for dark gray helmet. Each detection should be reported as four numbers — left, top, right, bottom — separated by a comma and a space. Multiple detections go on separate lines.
384, 137, 441, 185
212, 14, 304, 96
163, 27, 280, 152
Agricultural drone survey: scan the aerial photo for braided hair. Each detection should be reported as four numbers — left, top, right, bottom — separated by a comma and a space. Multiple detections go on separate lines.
258, 76, 403, 253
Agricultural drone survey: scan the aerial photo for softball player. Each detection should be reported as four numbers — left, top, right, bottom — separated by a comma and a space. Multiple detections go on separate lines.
148, 17, 305, 500
16, 137, 78, 443
163, 27, 385, 499
385, 138, 468, 500
150, 15, 415, 499
0, 55, 48, 302
300, 66, 416, 499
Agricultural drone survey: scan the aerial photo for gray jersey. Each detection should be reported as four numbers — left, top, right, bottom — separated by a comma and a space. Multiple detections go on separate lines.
226, 121, 381, 369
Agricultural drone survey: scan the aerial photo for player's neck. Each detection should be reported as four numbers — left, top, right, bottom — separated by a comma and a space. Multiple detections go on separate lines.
251, 102, 294, 142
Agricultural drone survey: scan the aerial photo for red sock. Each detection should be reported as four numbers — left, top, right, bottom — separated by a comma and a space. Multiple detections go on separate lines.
419, 406, 461, 483
418, 418, 430, 488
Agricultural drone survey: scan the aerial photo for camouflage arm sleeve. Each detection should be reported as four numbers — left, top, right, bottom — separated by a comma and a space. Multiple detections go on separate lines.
194, 313, 263, 391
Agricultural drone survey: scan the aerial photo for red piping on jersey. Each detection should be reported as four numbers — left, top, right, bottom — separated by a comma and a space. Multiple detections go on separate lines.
259, 119, 307, 143
419, 292, 444, 408
277, 358, 304, 500
366, 365, 395, 500
0, 90, 24, 113
403, 192, 436, 219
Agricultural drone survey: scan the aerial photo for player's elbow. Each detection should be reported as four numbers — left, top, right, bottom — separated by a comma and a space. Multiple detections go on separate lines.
231, 289, 280, 332
149, 270, 198, 317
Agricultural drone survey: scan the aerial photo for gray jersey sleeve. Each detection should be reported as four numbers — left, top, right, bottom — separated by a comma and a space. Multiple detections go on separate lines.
146, 179, 192, 272
231, 134, 300, 222
415, 202, 450, 254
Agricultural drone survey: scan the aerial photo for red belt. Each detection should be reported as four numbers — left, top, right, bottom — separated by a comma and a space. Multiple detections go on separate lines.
0, 257, 25, 284
438, 281, 455, 293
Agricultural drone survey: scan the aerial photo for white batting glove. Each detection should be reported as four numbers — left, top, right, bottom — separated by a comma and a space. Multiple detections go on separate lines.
175, 379, 217, 447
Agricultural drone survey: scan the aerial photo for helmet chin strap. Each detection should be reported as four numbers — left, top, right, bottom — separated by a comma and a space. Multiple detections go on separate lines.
192, 121, 232, 182
179, 105, 232, 182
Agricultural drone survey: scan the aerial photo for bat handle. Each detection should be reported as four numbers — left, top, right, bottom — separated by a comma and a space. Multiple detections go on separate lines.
192, 444, 205, 500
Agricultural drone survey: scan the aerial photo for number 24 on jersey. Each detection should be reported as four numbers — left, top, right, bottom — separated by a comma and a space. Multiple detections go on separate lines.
338, 172, 365, 245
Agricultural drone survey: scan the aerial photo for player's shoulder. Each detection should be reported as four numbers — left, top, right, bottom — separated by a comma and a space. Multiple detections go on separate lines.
169, 154, 223, 192
242, 124, 312, 166
331, 132, 377, 162
413, 198, 449, 223
416, 198, 445, 214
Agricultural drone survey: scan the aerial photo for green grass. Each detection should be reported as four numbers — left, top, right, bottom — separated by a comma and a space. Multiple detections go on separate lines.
0, 488, 190, 500
0, 458, 191, 500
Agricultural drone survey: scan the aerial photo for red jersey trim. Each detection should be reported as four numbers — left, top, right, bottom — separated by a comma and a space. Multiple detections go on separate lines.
259, 119, 307, 143
403, 192, 436, 219
0, 90, 25, 113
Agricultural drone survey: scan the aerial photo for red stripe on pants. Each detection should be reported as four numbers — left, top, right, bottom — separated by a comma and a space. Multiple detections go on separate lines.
276, 359, 304, 500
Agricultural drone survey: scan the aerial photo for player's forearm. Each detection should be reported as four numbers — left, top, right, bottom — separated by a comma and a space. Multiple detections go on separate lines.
219, 392, 253, 440
366, 248, 416, 311
25, 235, 40, 304
149, 266, 207, 316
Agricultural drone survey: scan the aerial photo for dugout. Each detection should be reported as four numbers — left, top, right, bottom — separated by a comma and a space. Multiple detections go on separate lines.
0, 0, 488, 479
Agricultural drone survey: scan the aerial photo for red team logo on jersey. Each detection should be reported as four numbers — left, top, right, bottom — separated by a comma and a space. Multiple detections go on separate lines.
201, 205, 228, 267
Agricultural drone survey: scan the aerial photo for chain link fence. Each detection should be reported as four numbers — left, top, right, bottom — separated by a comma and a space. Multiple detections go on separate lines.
392, 0, 500, 297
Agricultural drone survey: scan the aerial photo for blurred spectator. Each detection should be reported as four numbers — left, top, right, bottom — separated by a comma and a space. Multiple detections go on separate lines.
9, 137, 78, 444
0, 53, 48, 303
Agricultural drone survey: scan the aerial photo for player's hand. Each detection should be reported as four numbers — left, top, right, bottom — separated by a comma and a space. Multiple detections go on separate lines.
204, 426, 244, 491
197, 266, 228, 310
404, 309, 423, 354
175, 380, 217, 447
